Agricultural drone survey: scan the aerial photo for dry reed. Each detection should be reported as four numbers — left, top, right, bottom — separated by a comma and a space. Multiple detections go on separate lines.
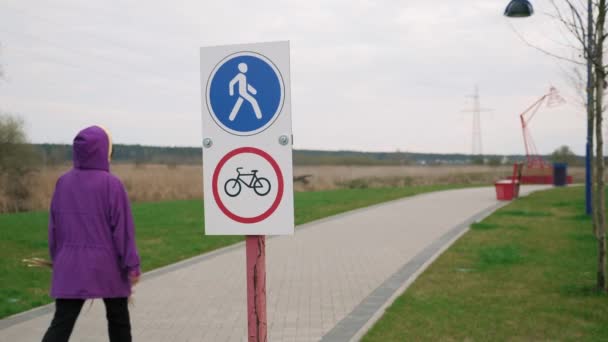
0, 163, 586, 213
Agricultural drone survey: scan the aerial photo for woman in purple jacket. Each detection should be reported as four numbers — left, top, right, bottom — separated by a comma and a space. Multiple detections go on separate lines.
42, 126, 141, 342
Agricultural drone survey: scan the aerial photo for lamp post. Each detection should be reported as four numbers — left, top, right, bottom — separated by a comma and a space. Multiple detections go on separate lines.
505, 0, 593, 215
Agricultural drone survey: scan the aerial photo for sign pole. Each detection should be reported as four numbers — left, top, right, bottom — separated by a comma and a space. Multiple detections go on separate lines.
201, 41, 293, 341
246, 235, 267, 342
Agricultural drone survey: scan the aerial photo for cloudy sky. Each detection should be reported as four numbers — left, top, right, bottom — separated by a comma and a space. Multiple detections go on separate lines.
0, 0, 590, 154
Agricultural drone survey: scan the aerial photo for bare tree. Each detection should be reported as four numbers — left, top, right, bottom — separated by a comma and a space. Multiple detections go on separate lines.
592, 0, 607, 291
516, 0, 608, 290
554, 0, 607, 291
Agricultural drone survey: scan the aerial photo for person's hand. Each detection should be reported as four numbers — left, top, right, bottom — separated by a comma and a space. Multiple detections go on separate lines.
128, 269, 140, 287
130, 274, 140, 287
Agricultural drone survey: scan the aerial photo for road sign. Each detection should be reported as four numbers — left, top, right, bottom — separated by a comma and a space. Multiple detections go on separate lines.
212, 147, 284, 224
200, 41, 293, 236
207, 52, 285, 136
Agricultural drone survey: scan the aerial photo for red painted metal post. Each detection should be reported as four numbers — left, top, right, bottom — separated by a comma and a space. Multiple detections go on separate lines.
246, 235, 267, 342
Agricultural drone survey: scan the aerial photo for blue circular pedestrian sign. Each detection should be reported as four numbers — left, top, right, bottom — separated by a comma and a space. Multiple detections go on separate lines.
206, 52, 285, 136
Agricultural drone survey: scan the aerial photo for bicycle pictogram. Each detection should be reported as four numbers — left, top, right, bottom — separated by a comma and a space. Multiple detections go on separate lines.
224, 167, 271, 197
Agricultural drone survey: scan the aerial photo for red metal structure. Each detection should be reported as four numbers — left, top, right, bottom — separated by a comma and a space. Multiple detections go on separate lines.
517, 87, 567, 184
519, 86, 565, 168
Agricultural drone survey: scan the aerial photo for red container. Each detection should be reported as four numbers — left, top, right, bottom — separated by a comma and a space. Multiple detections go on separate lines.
495, 180, 517, 201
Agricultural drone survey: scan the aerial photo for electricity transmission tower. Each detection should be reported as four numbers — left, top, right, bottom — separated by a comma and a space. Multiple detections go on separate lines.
462, 86, 492, 155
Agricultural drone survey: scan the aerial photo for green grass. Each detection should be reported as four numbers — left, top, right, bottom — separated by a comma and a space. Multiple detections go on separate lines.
0, 184, 467, 319
363, 187, 608, 341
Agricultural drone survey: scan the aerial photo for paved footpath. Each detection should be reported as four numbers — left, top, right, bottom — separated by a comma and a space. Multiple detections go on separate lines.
1, 186, 548, 341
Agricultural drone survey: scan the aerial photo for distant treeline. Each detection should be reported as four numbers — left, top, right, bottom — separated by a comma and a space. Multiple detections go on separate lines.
295, 150, 514, 166
34, 144, 584, 166
37, 144, 202, 166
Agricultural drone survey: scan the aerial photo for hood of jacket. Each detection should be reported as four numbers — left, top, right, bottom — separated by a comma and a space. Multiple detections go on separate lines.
72, 126, 111, 171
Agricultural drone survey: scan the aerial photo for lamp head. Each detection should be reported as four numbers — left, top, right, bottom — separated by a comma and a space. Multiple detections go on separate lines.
504, 0, 534, 18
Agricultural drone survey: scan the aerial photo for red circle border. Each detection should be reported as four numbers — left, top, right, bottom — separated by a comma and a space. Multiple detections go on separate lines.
212, 147, 284, 224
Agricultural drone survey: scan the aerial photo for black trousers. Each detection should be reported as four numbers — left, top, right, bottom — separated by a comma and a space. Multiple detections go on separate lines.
42, 298, 131, 342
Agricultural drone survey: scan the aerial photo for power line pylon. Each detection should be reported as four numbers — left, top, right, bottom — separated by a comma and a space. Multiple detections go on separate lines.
462, 86, 492, 155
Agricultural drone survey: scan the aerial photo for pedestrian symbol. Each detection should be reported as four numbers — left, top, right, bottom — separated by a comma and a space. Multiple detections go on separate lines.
229, 63, 262, 121
206, 52, 284, 136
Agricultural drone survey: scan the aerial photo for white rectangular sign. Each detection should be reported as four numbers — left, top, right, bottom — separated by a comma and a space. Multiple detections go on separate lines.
200, 41, 294, 235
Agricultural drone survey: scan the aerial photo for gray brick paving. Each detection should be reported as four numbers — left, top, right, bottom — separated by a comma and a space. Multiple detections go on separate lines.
0, 186, 547, 341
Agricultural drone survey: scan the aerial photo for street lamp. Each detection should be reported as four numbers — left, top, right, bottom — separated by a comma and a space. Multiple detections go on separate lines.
504, 0, 593, 216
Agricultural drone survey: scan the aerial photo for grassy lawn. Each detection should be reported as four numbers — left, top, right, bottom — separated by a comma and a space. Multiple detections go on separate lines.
363, 187, 608, 341
0, 184, 467, 319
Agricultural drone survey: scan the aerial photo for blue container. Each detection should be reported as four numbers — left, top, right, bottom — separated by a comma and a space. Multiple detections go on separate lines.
553, 163, 568, 187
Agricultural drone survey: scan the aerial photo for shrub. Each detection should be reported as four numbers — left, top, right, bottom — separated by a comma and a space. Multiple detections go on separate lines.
0, 114, 39, 212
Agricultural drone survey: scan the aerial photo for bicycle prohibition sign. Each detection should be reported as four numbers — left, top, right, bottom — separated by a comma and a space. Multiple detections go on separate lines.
224, 167, 271, 197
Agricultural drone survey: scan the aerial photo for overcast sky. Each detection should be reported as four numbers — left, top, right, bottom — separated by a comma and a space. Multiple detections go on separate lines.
0, 0, 590, 154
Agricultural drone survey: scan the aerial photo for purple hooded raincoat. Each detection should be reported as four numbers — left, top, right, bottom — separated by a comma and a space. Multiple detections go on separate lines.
48, 126, 140, 299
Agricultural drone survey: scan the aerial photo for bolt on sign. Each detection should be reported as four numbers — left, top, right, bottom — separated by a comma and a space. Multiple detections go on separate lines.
200, 41, 294, 235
